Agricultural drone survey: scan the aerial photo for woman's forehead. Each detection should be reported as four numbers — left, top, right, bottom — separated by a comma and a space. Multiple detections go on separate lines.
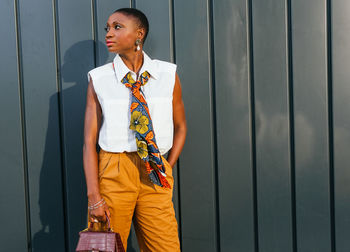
107, 12, 138, 26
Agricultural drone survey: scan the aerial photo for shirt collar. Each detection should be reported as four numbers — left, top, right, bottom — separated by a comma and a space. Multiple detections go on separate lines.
113, 50, 159, 83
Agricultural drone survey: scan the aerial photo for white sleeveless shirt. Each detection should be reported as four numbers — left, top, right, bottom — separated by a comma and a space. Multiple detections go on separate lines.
87, 51, 177, 155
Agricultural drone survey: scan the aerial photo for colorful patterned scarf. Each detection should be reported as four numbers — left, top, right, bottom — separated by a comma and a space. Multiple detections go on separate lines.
112, 62, 171, 189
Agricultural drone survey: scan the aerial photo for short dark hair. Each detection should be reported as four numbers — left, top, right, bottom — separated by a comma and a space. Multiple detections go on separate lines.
114, 8, 149, 44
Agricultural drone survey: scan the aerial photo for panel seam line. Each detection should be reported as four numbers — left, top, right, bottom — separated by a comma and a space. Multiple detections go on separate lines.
207, 0, 220, 251
285, 0, 297, 251
246, 0, 259, 251
326, 0, 336, 251
14, 0, 32, 250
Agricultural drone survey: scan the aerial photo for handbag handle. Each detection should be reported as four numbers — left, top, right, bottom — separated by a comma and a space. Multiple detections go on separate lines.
89, 212, 111, 231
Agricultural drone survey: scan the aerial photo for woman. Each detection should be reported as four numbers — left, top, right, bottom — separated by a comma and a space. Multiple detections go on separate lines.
83, 7, 187, 251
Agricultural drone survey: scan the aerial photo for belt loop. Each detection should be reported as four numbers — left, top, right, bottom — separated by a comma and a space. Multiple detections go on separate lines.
117, 152, 120, 169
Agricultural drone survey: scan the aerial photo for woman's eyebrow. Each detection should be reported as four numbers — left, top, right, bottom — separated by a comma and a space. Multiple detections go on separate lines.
106, 21, 122, 26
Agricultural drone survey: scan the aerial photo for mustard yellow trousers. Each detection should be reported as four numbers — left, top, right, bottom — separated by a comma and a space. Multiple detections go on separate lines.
95, 149, 180, 252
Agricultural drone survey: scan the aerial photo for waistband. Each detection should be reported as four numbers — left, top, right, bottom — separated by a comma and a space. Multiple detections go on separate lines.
99, 149, 140, 162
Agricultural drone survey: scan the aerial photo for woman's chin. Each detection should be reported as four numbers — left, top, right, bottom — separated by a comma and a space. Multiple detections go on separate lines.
107, 47, 118, 53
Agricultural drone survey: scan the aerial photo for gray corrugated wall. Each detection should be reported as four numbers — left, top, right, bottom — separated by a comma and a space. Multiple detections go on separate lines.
1, 0, 350, 251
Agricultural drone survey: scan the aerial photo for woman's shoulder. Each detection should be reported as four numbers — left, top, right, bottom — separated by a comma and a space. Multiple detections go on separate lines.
87, 62, 114, 81
152, 58, 177, 74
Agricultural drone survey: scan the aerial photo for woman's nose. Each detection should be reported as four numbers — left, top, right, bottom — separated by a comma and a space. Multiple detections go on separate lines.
105, 29, 114, 39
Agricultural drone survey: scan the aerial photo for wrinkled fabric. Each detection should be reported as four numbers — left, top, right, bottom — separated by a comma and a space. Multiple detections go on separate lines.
97, 150, 180, 251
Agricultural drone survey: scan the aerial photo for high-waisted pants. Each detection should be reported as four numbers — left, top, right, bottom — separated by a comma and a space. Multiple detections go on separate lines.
94, 149, 180, 252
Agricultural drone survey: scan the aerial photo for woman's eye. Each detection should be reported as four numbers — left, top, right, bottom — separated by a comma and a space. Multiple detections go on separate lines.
104, 25, 121, 32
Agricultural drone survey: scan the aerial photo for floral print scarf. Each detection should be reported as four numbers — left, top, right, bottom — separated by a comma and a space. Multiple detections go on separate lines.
112, 62, 171, 189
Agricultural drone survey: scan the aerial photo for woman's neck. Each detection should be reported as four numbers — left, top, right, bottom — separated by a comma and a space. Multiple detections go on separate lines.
119, 50, 144, 75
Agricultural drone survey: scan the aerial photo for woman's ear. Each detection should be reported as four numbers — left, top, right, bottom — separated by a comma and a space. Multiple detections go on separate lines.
137, 27, 146, 43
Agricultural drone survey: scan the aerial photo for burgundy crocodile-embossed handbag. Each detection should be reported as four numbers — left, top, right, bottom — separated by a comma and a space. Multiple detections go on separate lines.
75, 214, 125, 252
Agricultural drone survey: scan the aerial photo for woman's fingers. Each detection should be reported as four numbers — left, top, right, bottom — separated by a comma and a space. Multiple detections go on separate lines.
90, 215, 99, 223
106, 208, 111, 219
90, 207, 105, 222
89, 202, 111, 224
101, 205, 111, 222
105, 207, 111, 223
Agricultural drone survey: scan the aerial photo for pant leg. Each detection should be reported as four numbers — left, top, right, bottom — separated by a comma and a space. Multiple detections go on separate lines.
98, 150, 140, 251
133, 154, 181, 252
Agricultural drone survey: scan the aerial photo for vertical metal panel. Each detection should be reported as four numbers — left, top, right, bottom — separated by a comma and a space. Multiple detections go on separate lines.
56, 0, 96, 250
3, 1, 350, 251
213, 0, 255, 251
332, 1, 350, 251
0, 0, 28, 250
18, 0, 66, 251
168, 1, 182, 244
251, 1, 294, 251
136, 0, 171, 61
291, 1, 332, 251
174, 0, 218, 251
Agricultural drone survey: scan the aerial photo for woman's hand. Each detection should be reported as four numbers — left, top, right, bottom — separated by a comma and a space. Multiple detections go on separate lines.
88, 196, 111, 223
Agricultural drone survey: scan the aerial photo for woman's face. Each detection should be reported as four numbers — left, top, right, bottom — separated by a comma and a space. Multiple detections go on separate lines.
105, 12, 142, 54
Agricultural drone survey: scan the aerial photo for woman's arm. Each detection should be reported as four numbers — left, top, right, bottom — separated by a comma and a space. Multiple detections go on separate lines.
166, 72, 187, 167
83, 78, 109, 221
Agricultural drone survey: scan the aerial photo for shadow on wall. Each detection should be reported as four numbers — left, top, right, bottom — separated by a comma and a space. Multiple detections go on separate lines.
31, 40, 110, 251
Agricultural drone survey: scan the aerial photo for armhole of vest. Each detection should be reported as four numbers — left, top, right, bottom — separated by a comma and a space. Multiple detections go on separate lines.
87, 71, 96, 91
87, 71, 92, 86
87, 71, 101, 104
171, 64, 177, 98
